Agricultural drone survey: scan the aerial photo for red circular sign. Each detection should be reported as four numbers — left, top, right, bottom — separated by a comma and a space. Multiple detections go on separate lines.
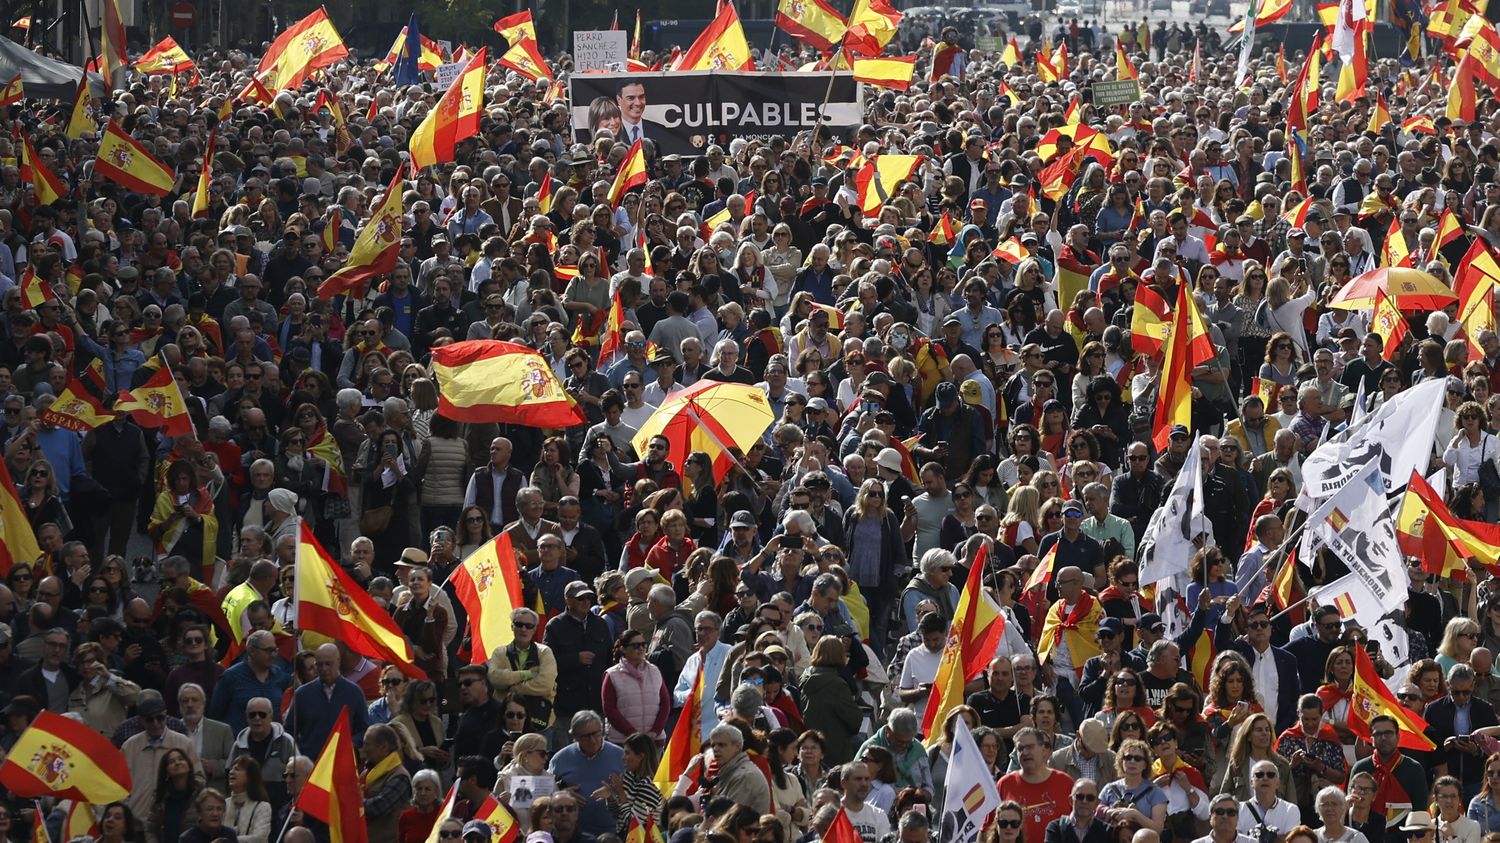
170, 2, 194, 27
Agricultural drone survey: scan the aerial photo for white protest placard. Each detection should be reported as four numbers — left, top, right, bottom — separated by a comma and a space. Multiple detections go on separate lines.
510, 775, 554, 808
434, 61, 465, 89
574, 30, 628, 72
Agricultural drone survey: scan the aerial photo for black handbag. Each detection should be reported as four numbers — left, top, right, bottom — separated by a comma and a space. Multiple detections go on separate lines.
1480, 439, 1500, 497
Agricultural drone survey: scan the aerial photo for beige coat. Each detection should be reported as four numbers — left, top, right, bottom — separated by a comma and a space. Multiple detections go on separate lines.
68, 673, 141, 736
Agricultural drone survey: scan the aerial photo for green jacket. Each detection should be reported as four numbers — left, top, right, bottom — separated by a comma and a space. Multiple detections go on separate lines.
799, 665, 864, 766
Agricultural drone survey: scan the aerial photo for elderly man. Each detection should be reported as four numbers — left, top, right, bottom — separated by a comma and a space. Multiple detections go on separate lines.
1044, 778, 1112, 843
1080, 482, 1135, 560
487, 607, 557, 731
209, 628, 291, 734
708, 722, 773, 813
1289, 386, 1330, 457
1236, 759, 1301, 835
1250, 428, 1304, 493
795, 572, 859, 639
465, 437, 526, 533
1038, 566, 1103, 727
647, 584, 694, 679
549, 711, 625, 836
288, 643, 368, 756
675, 610, 734, 739
229, 696, 300, 806
178, 682, 233, 793
123, 695, 204, 821
362, 724, 412, 843
1000, 727, 1076, 843
900, 548, 960, 632
1196, 793, 1257, 843
506, 488, 562, 569
606, 330, 651, 389
858, 707, 934, 794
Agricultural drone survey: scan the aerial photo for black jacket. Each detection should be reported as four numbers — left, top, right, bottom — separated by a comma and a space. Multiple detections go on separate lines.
1423, 694, 1499, 787
542, 610, 614, 720
14, 662, 82, 712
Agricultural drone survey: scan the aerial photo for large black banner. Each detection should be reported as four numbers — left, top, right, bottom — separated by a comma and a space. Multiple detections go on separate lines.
569, 71, 864, 158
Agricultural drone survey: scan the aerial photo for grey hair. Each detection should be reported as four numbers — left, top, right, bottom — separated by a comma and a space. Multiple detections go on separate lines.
782, 509, 815, 534
1211, 793, 1240, 811
569, 710, 604, 736
412, 769, 442, 791
177, 682, 205, 701
648, 584, 676, 608
708, 723, 744, 747
919, 548, 957, 576
812, 572, 842, 596
1449, 662, 1477, 684
887, 707, 920, 737
1147, 639, 1177, 664
510, 607, 539, 624
1315, 785, 1347, 808
246, 629, 275, 650
898, 813, 929, 833
730, 684, 763, 719
336, 388, 364, 411
694, 611, 722, 627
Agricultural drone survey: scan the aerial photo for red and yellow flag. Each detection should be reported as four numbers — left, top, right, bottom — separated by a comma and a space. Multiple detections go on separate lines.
446, 533, 526, 664
431, 340, 588, 428
678, 2, 754, 70
991, 237, 1030, 265
1115, 41, 1138, 79
295, 521, 421, 675
410, 47, 487, 170
1151, 283, 1206, 450
18, 267, 54, 310
0, 457, 40, 575
1024, 542, 1060, 594
1350, 643, 1434, 750
498, 38, 552, 82
1130, 284, 1172, 357
63, 72, 92, 139
297, 709, 368, 843
21, 138, 64, 206
40, 360, 115, 433
375, 26, 445, 72
930, 211, 957, 247
1431, 208, 1465, 262
1000, 37, 1022, 66
135, 36, 194, 75
315, 89, 353, 154
608, 140, 649, 208
492, 10, 536, 45
654, 664, 704, 793
318, 165, 404, 299
192, 129, 216, 219
842, 0, 902, 56
922, 541, 1005, 744
1038, 146, 1087, 201
0, 74, 22, 106
1229, 0, 1293, 30
114, 364, 192, 436
1370, 289, 1410, 357
597, 291, 628, 367
474, 795, 521, 843
95, 120, 175, 196
774, 0, 846, 51
1399, 469, 1500, 577
99, 0, 126, 87
854, 155, 923, 215
62, 800, 98, 840
256, 8, 349, 95
626, 816, 666, 843
1368, 94, 1391, 133
852, 56, 917, 90
0, 711, 131, 802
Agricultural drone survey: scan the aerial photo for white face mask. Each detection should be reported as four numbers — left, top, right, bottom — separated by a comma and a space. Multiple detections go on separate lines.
891, 331, 911, 350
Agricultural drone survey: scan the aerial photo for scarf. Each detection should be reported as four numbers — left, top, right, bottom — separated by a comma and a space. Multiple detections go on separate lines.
1039, 592, 1102, 678
1370, 750, 1414, 822
361, 752, 404, 792
1150, 755, 1207, 794
1316, 683, 1352, 716
1097, 268, 1138, 300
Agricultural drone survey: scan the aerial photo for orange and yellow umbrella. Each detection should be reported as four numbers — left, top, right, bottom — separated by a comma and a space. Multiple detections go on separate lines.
631, 380, 775, 482
1328, 267, 1457, 311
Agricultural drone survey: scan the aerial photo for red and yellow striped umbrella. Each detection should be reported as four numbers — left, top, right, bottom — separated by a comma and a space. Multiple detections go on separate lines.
630, 380, 775, 482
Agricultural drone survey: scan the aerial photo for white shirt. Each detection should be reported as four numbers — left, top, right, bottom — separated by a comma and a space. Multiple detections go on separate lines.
899, 646, 944, 720
843, 801, 890, 843
1250, 644, 1281, 731
643, 381, 684, 407
1238, 797, 1301, 835
620, 403, 656, 431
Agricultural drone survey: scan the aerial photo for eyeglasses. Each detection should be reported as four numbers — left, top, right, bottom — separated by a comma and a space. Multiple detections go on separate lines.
1120, 754, 1147, 763
801, 623, 824, 632
1371, 730, 1398, 738
382, 678, 405, 687
459, 678, 483, 687
1253, 771, 1278, 780
183, 636, 205, 645
512, 620, 536, 630
247, 711, 270, 719
506, 710, 527, 720
1248, 621, 1271, 629
1212, 809, 1238, 817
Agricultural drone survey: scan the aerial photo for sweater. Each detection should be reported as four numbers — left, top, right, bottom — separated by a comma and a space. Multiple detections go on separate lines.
601, 659, 671, 742
287, 676, 369, 757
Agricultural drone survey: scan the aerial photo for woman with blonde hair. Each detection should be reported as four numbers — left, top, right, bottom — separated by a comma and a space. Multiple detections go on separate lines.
732, 241, 778, 305
1212, 712, 1295, 801
1262, 275, 1318, 362
840, 478, 904, 651
1437, 616, 1485, 675
765, 224, 802, 311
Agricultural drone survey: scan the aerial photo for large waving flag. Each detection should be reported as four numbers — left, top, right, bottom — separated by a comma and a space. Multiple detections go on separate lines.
1228, 0, 1293, 29
192, 130, 216, 219
854, 155, 923, 215
99, 0, 126, 88
409, 48, 487, 171
296, 521, 421, 676
63, 72, 92, 139
318, 165, 404, 299
775, 0, 846, 51
498, 38, 552, 81
1151, 283, 1207, 450
21, 137, 64, 206
446, 533, 527, 664
256, 8, 349, 95
1371, 289, 1410, 357
1350, 642, 1434, 750
393, 14, 428, 84
921, 542, 1005, 744
114, 364, 192, 436
40, 359, 114, 433
0, 74, 21, 106
0, 458, 40, 574
0, 711, 130, 802
493, 10, 536, 45
431, 340, 588, 428
95, 121, 175, 196
1399, 469, 1500, 577
677, 2, 754, 70
136, 36, 194, 75
297, 709, 368, 843
608, 140, 648, 208
654, 664, 704, 793
1130, 284, 1172, 356
852, 56, 917, 90
843, 0, 902, 56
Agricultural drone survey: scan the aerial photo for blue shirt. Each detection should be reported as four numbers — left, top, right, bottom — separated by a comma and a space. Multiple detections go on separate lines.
549, 740, 625, 836
287, 676, 368, 756
674, 641, 733, 740
955, 305, 1003, 349
389, 291, 415, 338
35, 426, 85, 499
208, 661, 292, 734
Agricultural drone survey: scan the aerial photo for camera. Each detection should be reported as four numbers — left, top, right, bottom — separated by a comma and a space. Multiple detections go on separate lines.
1252, 824, 1279, 843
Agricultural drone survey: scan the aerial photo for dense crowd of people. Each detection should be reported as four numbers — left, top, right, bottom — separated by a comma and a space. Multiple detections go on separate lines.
2, 12, 1500, 843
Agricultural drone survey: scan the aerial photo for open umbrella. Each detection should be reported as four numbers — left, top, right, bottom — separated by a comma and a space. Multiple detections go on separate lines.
630, 380, 775, 483
1328, 267, 1457, 311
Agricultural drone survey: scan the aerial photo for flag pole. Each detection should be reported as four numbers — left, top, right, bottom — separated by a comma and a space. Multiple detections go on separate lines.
808, 46, 845, 155
271, 803, 297, 843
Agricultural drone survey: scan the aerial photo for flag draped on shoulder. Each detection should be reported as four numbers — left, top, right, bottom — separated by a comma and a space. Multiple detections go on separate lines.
318, 165, 405, 299
297, 709, 368, 843
296, 521, 422, 676
256, 8, 349, 94
0, 457, 40, 574
431, 340, 588, 427
409, 48, 487, 170
446, 533, 527, 663
95, 121, 175, 196
0, 711, 131, 802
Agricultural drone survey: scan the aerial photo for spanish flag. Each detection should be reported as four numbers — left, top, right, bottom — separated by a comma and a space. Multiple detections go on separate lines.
930, 211, 957, 247
114, 363, 192, 437
21, 138, 64, 206
626, 816, 666, 843
1431, 208, 1465, 262
678, 2, 754, 70
852, 56, 917, 90
446, 533, 526, 664
1055, 252, 1092, 313
297, 709, 368, 843
18, 267, 54, 310
499, 37, 552, 82
39, 360, 115, 433
136, 36, 194, 75
1449, 51, 1479, 121
492, 10, 536, 45
1115, 41, 1137, 79
921, 541, 1004, 745
1038, 145, 1086, 201
0, 74, 21, 106
998, 81, 1020, 105
1336, 22, 1372, 103
608, 139, 649, 208
1351, 643, 1434, 750
1036, 41, 1061, 82
0, 458, 40, 575
843, 0, 902, 56
256, 8, 348, 94
192, 130, 216, 219
99, 0, 126, 88
597, 290, 629, 367
375, 24, 445, 72
774, 0, 846, 51
1400, 469, 1500, 577
431, 340, 588, 428
95, 121, 175, 197
854, 155, 922, 215
1130, 283, 1172, 356
295, 521, 421, 676
654, 664, 704, 793
1461, 281, 1498, 360
63, 72, 92, 139
1000, 37, 1022, 66
1371, 289, 1410, 356
314, 89, 353, 154
1151, 283, 1206, 450
1368, 94, 1391, 133
991, 237, 1030, 264
62, 800, 99, 840
1024, 542, 1059, 594
0, 711, 131, 802
1228, 0, 1293, 30
474, 795, 522, 843
410, 47, 487, 170
318, 165, 405, 299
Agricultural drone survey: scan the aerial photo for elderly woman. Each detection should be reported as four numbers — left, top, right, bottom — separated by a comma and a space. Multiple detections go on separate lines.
399, 769, 446, 843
